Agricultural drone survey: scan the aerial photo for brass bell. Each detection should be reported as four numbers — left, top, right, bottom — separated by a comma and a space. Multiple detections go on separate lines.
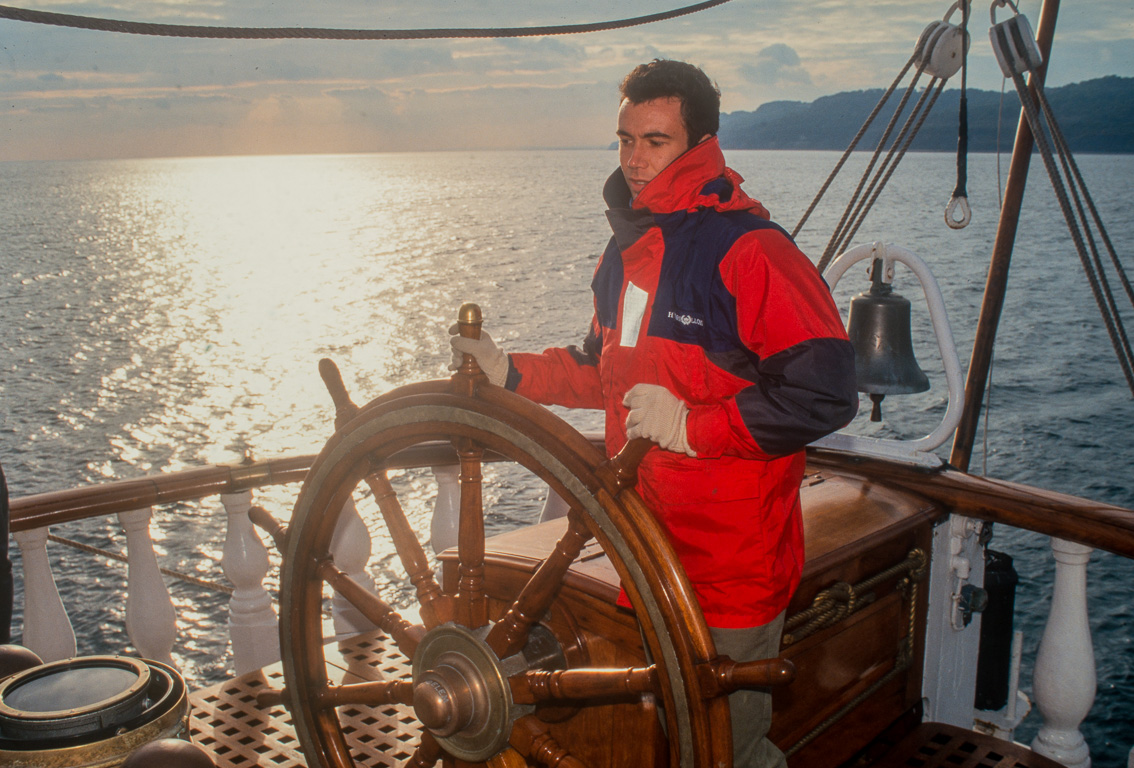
846, 260, 929, 421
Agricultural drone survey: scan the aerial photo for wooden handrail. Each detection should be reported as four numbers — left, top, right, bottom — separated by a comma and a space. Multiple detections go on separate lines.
808, 449, 1134, 559
10, 434, 610, 532
10, 455, 317, 532
14, 438, 1134, 563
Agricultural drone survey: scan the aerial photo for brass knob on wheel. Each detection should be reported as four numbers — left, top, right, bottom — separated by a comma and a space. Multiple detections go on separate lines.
413, 679, 454, 732
413, 663, 475, 737
458, 302, 483, 337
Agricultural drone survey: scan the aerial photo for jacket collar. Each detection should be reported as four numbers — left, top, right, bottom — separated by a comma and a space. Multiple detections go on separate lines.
602, 137, 769, 219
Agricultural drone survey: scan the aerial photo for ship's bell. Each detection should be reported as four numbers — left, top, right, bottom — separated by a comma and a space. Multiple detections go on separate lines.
847, 263, 929, 422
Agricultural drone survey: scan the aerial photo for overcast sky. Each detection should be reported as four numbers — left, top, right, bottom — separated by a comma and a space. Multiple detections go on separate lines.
0, 0, 1130, 161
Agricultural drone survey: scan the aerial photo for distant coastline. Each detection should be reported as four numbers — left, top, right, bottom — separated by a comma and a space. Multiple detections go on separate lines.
718, 76, 1134, 154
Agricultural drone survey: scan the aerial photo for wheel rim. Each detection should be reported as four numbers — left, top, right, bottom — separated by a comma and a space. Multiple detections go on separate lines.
279, 384, 729, 768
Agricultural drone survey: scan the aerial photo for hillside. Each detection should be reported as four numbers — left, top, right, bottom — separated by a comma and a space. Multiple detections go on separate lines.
718, 76, 1134, 153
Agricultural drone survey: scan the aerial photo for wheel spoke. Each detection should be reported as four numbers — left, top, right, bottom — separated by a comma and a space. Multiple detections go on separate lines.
509, 666, 657, 705
455, 439, 488, 628
510, 714, 589, 768
407, 731, 443, 768
486, 510, 592, 659
701, 655, 797, 692
285, 340, 732, 768
319, 561, 426, 656
316, 680, 415, 709
365, 471, 454, 627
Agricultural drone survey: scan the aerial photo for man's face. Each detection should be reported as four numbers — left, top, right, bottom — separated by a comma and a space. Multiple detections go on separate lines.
617, 96, 692, 197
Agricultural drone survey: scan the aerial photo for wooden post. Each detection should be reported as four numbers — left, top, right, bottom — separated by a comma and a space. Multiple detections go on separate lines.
949, 0, 1061, 471
221, 490, 280, 674
118, 507, 177, 665
1031, 537, 1094, 767
12, 527, 75, 661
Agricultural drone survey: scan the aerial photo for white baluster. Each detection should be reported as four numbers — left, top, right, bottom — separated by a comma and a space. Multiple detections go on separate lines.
431, 464, 460, 554
118, 507, 177, 666
538, 487, 570, 523
221, 491, 279, 675
330, 498, 377, 639
1031, 537, 1095, 768
13, 527, 75, 661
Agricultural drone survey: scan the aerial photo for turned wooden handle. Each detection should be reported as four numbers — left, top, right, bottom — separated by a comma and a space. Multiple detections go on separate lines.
713, 656, 796, 691
248, 505, 288, 552
318, 357, 360, 428
601, 437, 655, 492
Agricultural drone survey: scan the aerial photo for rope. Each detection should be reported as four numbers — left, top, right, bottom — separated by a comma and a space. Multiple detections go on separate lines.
946, 0, 971, 228
791, 51, 918, 240
1035, 89, 1134, 314
836, 80, 947, 254
0, 0, 732, 40
47, 533, 234, 596
814, 64, 931, 272
1040, 105, 1134, 377
783, 548, 926, 645
818, 76, 946, 271
782, 549, 925, 757
1007, 64, 1134, 395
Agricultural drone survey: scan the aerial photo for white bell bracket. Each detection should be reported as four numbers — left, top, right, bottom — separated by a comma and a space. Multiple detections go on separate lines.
813, 242, 966, 467
989, 0, 1042, 77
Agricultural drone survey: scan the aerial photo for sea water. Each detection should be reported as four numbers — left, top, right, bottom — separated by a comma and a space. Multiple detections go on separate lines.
1, 149, 1131, 762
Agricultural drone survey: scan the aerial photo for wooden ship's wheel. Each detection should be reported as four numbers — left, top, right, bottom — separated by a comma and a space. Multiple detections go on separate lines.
278, 304, 792, 768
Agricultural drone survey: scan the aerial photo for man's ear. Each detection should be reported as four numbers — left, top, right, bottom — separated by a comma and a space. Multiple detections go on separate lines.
697, 134, 712, 144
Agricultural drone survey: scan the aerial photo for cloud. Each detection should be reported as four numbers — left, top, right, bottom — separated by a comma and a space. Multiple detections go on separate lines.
739, 43, 813, 87
0, 0, 1130, 160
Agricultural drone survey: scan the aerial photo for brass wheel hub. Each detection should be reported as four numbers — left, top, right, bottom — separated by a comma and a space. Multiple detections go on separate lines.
411, 624, 518, 761
411, 623, 563, 762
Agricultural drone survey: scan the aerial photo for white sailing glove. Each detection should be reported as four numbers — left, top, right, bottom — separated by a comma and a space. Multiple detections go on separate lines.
623, 383, 696, 457
449, 324, 509, 387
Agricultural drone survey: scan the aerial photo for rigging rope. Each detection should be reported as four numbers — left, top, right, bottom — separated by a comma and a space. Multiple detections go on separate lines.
792, 52, 918, 241
998, 22, 1134, 395
47, 532, 234, 596
946, 0, 971, 229
0, 0, 731, 40
804, 8, 967, 273
819, 77, 947, 270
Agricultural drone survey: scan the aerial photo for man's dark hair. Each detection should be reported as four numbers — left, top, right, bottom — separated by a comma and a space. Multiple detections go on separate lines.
619, 59, 721, 145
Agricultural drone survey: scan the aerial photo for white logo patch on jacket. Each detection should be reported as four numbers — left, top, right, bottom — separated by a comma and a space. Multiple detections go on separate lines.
620, 282, 649, 347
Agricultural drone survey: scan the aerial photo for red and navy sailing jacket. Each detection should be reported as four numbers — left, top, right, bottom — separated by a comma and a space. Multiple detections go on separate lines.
507, 138, 858, 627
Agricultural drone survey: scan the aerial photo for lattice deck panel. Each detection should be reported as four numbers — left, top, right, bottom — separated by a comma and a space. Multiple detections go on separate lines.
189, 632, 422, 768
870, 723, 1066, 768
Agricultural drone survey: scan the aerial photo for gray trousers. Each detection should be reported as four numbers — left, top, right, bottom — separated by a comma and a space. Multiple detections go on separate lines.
709, 612, 788, 768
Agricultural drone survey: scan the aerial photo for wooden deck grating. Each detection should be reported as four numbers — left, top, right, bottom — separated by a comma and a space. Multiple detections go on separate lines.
868, 723, 1067, 768
188, 631, 422, 768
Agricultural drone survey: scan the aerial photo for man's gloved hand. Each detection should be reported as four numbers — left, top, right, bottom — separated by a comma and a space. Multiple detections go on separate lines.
623, 383, 696, 457
449, 324, 508, 387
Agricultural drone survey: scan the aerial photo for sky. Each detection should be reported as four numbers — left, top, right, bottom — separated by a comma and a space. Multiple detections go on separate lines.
0, 0, 1131, 161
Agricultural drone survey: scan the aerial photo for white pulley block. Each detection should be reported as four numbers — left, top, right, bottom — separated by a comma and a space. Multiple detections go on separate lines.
914, 3, 970, 80
915, 21, 949, 70
990, 12, 1043, 76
